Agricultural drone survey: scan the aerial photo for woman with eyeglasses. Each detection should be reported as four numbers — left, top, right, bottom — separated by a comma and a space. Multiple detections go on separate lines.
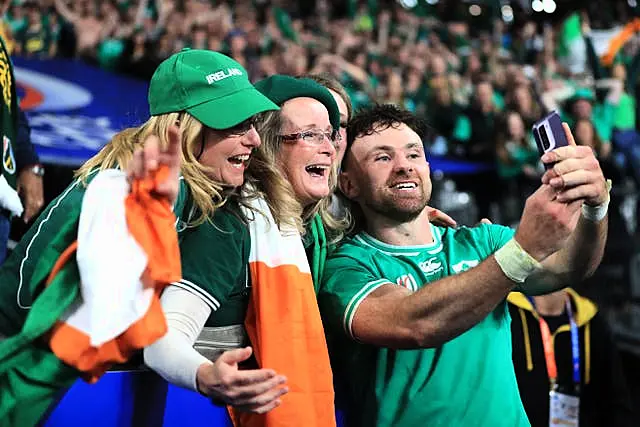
250, 74, 349, 255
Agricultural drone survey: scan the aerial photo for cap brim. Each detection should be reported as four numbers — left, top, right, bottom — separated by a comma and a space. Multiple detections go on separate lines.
187, 86, 279, 130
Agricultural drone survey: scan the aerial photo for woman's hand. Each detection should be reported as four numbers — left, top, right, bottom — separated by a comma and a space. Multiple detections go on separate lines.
196, 347, 289, 414
427, 207, 457, 228
127, 125, 182, 204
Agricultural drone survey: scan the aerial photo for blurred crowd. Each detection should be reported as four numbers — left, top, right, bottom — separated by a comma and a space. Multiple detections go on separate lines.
3, 0, 640, 226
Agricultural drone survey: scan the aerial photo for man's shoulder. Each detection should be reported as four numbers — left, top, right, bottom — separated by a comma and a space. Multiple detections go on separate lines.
446, 223, 514, 244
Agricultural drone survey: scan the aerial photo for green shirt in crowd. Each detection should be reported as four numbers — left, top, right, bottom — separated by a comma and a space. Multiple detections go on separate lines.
614, 92, 636, 130
561, 101, 616, 144
318, 223, 530, 427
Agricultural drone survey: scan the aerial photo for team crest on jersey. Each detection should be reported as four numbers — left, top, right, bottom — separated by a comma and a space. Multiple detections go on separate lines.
3, 135, 15, 174
419, 257, 443, 275
451, 260, 479, 274
396, 274, 418, 291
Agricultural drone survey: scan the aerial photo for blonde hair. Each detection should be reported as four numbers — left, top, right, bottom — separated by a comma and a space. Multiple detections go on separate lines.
247, 110, 303, 233
249, 110, 348, 244
75, 112, 228, 226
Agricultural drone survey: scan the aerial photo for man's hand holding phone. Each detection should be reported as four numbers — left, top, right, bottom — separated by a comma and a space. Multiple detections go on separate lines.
539, 123, 608, 207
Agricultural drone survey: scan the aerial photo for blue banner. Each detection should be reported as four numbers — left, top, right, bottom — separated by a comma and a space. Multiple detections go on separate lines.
13, 56, 150, 166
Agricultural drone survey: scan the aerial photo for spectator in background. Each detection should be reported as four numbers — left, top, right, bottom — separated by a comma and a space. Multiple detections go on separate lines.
53, 0, 103, 63
513, 21, 544, 65
574, 118, 609, 159
508, 288, 634, 426
574, 118, 626, 183
121, 28, 156, 80
563, 89, 614, 158
15, 108, 45, 226
0, 33, 20, 263
14, 2, 53, 58
0, 33, 43, 265
426, 75, 468, 154
383, 71, 413, 111
506, 83, 541, 129
458, 75, 500, 219
495, 111, 540, 224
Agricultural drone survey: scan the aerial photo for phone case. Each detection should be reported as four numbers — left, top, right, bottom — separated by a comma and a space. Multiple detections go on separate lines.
532, 110, 569, 156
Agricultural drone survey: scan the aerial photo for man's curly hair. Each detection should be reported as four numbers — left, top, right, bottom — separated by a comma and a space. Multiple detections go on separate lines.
343, 104, 430, 170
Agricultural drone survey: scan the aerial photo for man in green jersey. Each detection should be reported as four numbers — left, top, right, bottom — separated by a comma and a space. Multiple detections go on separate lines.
318, 104, 610, 426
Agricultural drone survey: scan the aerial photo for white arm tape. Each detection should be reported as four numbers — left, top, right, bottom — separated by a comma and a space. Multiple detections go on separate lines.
494, 238, 543, 284
144, 285, 212, 392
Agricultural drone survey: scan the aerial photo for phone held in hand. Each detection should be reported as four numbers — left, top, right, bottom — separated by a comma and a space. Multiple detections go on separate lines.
532, 111, 569, 168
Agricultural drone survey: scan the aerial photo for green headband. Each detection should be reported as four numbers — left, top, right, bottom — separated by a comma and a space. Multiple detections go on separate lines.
254, 74, 341, 132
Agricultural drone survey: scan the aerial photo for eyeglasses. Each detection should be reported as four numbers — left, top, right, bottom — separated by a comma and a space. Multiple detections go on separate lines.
222, 116, 257, 136
280, 129, 342, 147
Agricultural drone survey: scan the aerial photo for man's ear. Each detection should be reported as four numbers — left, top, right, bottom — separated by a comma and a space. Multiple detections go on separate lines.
339, 170, 359, 200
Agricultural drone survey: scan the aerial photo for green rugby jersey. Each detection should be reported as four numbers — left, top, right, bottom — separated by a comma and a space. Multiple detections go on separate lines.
319, 223, 530, 427
174, 199, 251, 329
0, 171, 190, 337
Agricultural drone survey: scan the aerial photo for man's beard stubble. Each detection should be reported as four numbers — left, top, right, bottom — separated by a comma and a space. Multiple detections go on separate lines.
364, 181, 431, 223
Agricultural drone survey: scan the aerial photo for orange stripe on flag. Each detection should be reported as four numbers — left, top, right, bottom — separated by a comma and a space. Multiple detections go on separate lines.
231, 261, 336, 427
48, 291, 167, 382
45, 166, 181, 382
602, 18, 640, 66
45, 241, 79, 285
126, 167, 182, 286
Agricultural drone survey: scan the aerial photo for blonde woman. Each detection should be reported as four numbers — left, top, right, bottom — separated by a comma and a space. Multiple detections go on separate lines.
0, 49, 285, 423
232, 74, 346, 426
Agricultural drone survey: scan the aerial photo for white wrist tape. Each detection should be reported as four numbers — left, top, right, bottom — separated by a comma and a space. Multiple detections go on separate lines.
494, 238, 543, 284
582, 179, 612, 222
581, 200, 609, 222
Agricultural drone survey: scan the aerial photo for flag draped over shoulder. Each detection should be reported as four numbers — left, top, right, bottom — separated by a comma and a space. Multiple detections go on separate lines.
230, 195, 335, 427
0, 167, 181, 425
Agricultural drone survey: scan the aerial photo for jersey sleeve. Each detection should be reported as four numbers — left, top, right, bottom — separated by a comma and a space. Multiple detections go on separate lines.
485, 223, 516, 253
173, 208, 249, 314
453, 223, 516, 260
318, 247, 393, 340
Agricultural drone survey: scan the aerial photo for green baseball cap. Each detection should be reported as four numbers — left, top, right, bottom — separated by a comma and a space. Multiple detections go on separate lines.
148, 49, 279, 129
254, 74, 341, 131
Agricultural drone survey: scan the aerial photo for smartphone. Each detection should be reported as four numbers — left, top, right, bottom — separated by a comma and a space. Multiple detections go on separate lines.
532, 111, 569, 168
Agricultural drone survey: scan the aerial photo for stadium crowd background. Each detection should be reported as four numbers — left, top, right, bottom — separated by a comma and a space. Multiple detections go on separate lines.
6, 0, 640, 222
3, 0, 640, 416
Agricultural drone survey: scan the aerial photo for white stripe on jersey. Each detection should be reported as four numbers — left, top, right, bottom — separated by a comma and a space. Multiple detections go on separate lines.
172, 279, 221, 311
17, 178, 84, 309
343, 278, 390, 339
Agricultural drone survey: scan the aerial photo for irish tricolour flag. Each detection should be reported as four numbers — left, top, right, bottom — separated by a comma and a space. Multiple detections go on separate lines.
0, 168, 180, 425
